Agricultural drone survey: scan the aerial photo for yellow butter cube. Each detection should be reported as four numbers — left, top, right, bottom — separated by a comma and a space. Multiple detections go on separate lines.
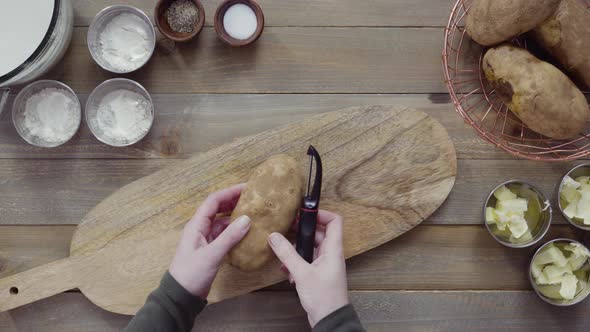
559, 274, 578, 300
563, 200, 579, 219
543, 265, 573, 282
534, 244, 568, 267
507, 216, 528, 239
493, 185, 517, 201
561, 186, 581, 205
569, 255, 588, 271
497, 198, 528, 214
485, 207, 497, 224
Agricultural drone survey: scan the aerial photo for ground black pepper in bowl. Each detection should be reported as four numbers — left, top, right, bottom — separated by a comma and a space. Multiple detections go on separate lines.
166, 0, 199, 33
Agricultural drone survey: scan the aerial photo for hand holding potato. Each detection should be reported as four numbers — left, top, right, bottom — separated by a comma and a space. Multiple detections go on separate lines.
268, 210, 349, 327
229, 155, 304, 271
169, 184, 251, 298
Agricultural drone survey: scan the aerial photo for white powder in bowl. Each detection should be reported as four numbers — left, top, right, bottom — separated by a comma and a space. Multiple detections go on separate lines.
98, 13, 151, 72
223, 4, 257, 40
94, 89, 153, 145
22, 88, 80, 144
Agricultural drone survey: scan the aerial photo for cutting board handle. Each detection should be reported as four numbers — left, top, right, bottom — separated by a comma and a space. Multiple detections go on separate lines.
0, 255, 85, 312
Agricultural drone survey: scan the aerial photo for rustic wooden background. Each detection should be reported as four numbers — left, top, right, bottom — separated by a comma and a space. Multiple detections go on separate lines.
1, 0, 590, 330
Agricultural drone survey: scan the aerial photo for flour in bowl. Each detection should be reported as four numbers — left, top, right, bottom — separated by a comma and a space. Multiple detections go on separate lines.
22, 88, 80, 144
98, 13, 151, 72
94, 89, 153, 144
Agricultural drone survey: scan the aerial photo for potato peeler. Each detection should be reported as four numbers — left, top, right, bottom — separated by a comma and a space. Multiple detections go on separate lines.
296, 145, 323, 263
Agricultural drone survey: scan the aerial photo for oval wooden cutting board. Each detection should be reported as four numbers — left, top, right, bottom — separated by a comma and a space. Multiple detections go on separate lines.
0, 105, 456, 315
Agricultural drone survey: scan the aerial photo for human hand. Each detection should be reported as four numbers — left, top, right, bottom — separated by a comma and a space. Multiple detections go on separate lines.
268, 210, 349, 327
169, 184, 251, 299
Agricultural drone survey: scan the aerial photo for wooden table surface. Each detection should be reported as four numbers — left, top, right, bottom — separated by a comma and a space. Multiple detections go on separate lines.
1, 0, 590, 330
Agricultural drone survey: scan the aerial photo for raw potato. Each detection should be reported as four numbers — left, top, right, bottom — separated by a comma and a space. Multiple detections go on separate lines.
532, 0, 590, 89
482, 44, 589, 139
228, 155, 303, 271
466, 0, 560, 46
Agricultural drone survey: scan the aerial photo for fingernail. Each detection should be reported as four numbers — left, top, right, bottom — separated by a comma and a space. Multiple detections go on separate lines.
268, 233, 281, 246
234, 215, 251, 230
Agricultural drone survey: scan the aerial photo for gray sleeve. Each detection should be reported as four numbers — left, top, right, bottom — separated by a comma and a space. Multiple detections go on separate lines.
312, 304, 366, 332
125, 271, 207, 332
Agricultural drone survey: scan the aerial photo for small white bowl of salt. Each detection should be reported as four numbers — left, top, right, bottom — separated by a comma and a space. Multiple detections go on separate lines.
88, 5, 156, 74
214, 0, 264, 46
86, 78, 154, 147
12, 80, 82, 147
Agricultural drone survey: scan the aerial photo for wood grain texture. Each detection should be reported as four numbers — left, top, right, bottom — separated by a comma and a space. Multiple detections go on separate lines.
0, 159, 580, 226
72, 0, 453, 27
42, 27, 464, 94
2, 0, 585, 328
185, 290, 590, 331
0, 94, 502, 159
0, 106, 456, 314
2, 290, 590, 331
2, 225, 586, 291
0, 293, 129, 332
0, 226, 74, 278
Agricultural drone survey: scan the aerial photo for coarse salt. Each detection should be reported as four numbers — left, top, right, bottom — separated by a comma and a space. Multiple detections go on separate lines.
94, 89, 153, 144
22, 88, 80, 144
98, 13, 151, 72
223, 4, 257, 40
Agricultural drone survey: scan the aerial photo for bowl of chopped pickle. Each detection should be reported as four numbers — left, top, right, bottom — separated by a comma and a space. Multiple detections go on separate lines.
484, 180, 552, 248
530, 239, 590, 306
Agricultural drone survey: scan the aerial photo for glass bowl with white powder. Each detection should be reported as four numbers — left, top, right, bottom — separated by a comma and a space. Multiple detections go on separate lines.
86, 78, 154, 147
12, 80, 81, 147
88, 5, 156, 74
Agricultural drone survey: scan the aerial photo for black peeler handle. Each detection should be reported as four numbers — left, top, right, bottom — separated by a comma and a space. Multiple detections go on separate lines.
296, 208, 318, 263
296, 145, 322, 263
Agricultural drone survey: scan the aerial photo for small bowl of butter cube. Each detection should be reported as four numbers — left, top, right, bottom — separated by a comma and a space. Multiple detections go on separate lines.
558, 164, 590, 231
484, 180, 552, 248
530, 239, 590, 306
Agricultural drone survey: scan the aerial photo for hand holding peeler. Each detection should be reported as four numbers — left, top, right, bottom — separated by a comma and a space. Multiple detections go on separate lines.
296, 145, 323, 263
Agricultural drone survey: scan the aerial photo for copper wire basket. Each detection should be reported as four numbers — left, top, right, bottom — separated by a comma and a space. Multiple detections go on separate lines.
443, 0, 590, 161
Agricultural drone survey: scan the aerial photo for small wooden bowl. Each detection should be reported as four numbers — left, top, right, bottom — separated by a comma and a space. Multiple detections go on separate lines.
155, 0, 205, 42
214, 0, 264, 46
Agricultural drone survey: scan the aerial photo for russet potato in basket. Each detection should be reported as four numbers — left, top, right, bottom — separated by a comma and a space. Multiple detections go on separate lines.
482, 44, 589, 139
466, 0, 560, 46
532, 0, 590, 89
